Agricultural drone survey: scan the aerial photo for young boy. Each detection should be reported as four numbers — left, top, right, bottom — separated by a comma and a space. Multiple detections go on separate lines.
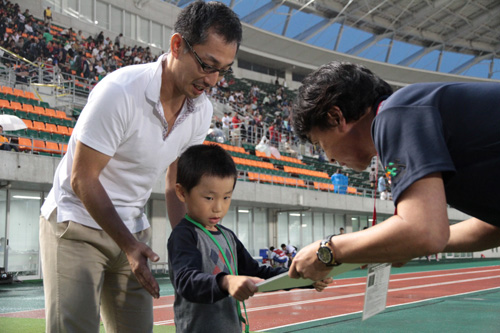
168, 144, 330, 332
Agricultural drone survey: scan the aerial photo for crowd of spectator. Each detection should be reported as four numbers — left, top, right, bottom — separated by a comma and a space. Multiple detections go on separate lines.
0, 1, 301, 151
0, 0, 159, 87
208, 75, 298, 148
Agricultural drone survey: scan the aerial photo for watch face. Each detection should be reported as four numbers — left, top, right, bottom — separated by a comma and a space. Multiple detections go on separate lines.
317, 246, 333, 264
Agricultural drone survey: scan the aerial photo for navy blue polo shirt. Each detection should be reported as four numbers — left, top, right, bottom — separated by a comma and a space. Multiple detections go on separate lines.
372, 82, 500, 226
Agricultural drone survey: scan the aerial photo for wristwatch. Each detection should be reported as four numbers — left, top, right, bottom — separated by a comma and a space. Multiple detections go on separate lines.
316, 234, 341, 266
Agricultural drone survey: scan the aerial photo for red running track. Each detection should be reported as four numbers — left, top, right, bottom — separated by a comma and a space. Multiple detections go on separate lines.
3, 265, 500, 331
153, 265, 500, 331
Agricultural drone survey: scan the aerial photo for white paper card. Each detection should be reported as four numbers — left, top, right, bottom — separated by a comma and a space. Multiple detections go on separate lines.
257, 263, 363, 292
362, 263, 391, 320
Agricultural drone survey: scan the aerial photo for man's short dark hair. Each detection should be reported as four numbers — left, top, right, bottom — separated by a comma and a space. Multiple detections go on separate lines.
174, 1, 242, 49
292, 61, 393, 142
177, 144, 237, 193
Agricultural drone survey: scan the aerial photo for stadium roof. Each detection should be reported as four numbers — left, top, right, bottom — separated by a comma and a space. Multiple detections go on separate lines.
172, 0, 500, 80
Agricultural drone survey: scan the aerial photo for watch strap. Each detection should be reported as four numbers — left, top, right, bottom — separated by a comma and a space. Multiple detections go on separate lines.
322, 234, 341, 266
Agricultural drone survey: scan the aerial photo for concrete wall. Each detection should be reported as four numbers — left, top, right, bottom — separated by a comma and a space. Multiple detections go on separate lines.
0, 151, 472, 223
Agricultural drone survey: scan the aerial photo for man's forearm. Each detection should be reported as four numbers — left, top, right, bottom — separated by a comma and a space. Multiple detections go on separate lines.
73, 176, 137, 251
444, 218, 500, 252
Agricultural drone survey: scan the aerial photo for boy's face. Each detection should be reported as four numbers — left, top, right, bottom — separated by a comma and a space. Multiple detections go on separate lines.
176, 175, 235, 231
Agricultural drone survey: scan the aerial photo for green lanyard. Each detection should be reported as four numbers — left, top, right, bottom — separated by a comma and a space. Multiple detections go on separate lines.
185, 214, 250, 333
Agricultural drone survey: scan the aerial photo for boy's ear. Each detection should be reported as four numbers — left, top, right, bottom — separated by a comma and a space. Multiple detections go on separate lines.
175, 183, 187, 203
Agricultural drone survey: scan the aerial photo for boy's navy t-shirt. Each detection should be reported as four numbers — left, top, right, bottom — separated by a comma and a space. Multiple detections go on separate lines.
373, 82, 500, 226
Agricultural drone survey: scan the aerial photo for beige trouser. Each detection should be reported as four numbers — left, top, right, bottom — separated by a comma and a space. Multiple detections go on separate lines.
40, 211, 153, 333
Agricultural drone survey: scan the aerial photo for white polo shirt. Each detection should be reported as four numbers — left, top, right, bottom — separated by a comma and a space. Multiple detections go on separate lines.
41, 55, 212, 233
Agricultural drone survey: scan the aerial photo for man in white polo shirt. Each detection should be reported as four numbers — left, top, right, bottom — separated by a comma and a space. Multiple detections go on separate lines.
39, 2, 242, 332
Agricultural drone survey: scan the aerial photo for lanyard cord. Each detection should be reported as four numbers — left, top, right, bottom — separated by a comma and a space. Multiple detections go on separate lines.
184, 215, 250, 333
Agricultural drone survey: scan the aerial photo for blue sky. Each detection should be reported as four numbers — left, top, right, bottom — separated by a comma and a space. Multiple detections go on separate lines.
176, 0, 499, 81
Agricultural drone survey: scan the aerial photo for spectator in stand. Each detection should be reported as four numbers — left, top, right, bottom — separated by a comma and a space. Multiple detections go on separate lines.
114, 33, 123, 48
222, 112, 231, 141
76, 30, 85, 42
43, 28, 54, 43
95, 31, 104, 44
369, 167, 376, 189
0, 125, 19, 152
281, 243, 297, 262
43, 6, 52, 26
24, 19, 33, 36
378, 174, 388, 200
269, 246, 289, 267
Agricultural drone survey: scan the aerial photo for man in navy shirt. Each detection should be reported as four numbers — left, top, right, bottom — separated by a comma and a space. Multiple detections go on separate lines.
289, 61, 500, 281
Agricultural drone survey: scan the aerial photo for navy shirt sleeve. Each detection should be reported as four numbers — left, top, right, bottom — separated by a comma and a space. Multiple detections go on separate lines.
373, 105, 456, 204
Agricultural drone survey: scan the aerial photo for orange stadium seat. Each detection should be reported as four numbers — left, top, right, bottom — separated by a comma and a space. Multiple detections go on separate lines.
22, 119, 35, 130
32, 139, 47, 154
59, 143, 68, 155
45, 141, 60, 154
21, 104, 34, 113
34, 106, 45, 115
9, 101, 22, 111
45, 123, 58, 134
44, 108, 56, 118
57, 125, 70, 136
0, 99, 10, 108
1, 86, 14, 96
33, 121, 47, 132
17, 137, 32, 151
13, 88, 25, 97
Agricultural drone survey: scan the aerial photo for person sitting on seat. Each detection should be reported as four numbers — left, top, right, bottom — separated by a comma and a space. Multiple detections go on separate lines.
0, 125, 19, 152
269, 246, 289, 268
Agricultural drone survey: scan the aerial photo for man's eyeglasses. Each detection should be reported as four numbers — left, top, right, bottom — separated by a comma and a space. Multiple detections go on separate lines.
182, 36, 233, 76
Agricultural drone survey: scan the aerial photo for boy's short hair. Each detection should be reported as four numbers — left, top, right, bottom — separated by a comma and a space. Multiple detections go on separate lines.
177, 144, 237, 193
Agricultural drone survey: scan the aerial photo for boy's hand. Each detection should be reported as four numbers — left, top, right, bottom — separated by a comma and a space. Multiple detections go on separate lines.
312, 277, 333, 292
220, 275, 264, 301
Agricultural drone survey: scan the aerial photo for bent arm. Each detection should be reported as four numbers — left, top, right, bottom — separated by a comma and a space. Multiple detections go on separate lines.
166, 158, 185, 229
290, 173, 450, 280
444, 218, 500, 252
335, 173, 450, 263
71, 140, 159, 297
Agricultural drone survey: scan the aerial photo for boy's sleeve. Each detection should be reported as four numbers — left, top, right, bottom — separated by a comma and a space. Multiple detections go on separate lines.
167, 223, 229, 304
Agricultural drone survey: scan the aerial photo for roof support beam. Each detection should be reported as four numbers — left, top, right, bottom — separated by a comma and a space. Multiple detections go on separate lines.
450, 53, 493, 75
293, 18, 334, 41
176, 0, 192, 7
346, 32, 393, 56
282, 7, 293, 36
242, 1, 281, 25
397, 44, 442, 67
333, 19, 345, 51
384, 35, 394, 63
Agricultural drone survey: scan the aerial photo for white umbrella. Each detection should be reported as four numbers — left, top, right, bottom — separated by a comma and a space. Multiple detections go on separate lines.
270, 146, 281, 159
0, 115, 27, 131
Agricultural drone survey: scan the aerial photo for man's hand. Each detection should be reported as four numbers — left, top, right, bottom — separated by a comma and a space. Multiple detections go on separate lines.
125, 241, 160, 299
288, 240, 333, 281
312, 277, 333, 292
220, 275, 263, 301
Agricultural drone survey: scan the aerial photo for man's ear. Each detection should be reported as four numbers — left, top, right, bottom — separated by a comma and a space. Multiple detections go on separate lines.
170, 33, 183, 58
327, 106, 346, 130
175, 183, 187, 203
